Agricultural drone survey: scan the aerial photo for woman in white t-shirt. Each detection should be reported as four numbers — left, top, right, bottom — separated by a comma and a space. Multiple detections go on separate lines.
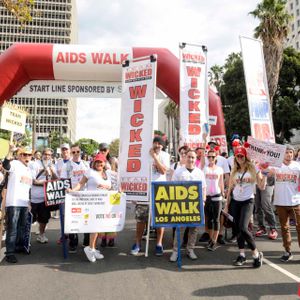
227, 146, 266, 268
69, 153, 111, 263
204, 150, 224, 251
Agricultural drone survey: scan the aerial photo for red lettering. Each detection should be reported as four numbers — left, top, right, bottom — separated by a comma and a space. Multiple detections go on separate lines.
120, 53, 129, 62
189, 113, 200, 123
188, 124, 201, 135
91, 52, 103, 64
188, 89, 200, 99
127, 159, 141, 172
130, 129, 142, 142
186, 66, 201, 77
78, 53, 87, 63
129, 85, 147, 99
133, 100, 142, 112
189, 101, 200, 111
103, 53, 112, 64
56, 52, 65, 63
191, 78, 198, 88
128, 144, 142, 157
130, 113, 144, 127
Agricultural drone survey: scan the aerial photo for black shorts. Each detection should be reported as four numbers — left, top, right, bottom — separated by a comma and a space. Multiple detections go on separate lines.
31, 202, 51, 224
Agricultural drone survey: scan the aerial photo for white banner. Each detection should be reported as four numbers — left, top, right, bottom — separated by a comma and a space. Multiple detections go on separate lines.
240, 36, 275, 143
119, 56, 157, 202
16, 80, 122, 98
246, 136, 286, 167
64, 191, 126, 234
179, 43, 209, 148
0, 103, 27, 134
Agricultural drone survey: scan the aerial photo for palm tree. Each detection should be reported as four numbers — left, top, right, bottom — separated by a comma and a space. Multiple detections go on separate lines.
249, 0, 292, 107
208, 64, 224, 95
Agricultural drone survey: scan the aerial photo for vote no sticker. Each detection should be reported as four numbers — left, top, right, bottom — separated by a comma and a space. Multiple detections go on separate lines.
110, 193, 121, 205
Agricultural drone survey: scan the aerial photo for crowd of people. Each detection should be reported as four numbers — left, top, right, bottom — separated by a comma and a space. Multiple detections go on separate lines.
0, 135, 299, 269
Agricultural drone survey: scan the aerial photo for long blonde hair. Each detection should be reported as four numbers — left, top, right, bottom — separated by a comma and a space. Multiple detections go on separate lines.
231, 156, 256, 183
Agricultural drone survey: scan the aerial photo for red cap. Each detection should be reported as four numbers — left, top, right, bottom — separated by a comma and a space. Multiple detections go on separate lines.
234, 147, 247, 157
93, 153, 106, 162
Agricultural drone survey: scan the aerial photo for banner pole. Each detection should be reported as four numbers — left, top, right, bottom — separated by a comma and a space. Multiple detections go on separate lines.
177, 226, 182, 269
0, 189, 6, 251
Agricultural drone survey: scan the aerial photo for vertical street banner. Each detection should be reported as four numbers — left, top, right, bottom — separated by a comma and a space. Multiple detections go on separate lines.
240, 36, 275, 142
179, 43, 209, 149
151, 181, 204, 227
119, 55, 157, 202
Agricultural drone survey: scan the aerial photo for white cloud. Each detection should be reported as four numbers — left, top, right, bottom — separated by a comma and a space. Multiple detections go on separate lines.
75, 0, 260, 142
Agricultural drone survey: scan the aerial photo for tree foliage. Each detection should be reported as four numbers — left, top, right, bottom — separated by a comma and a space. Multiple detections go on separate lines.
76, 138, 99, 156
109, 138, 120, 157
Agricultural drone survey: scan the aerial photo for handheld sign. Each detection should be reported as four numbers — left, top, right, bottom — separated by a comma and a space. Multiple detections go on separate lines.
44, 179, 71, 206
151, 181, 204, 228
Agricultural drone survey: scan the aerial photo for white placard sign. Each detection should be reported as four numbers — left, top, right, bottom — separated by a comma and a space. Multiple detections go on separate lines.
64, 191, 126, 234
0, 104, 27, 134
119, 55, 157, 202
246, 136, 286, 167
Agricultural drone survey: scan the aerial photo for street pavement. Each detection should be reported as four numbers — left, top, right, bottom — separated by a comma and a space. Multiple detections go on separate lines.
1, 205, 300, 300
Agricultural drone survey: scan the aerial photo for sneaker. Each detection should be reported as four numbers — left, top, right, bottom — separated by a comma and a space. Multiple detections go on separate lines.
155, 245, 164, 256
290, 219, 296, 226
2, 231, 6, 241
37, 234, 48, 244
130, 244, 141, 256
199, 232, 210, 242
280, 251, 293, 262
268, 229, 278, 240
5, 255, 18, 263
233, 255, 246, 266
108, 239, 115, 247
169, 251, 178, 262
228, 235, 237, 243
255, 227, 267, 237
253, 252, 263, 268
101, 238, 107, 247
68, 246, 77, 253
84, 246, 96, 263
217, 235, 226, 245
207, 241, 218, 251
94, 249, 104, 260
187, 249, 198, 260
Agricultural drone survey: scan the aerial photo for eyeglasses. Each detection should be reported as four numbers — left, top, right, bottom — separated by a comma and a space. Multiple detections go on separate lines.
21, 153, 32, 157
72, 151, 80, 154
61, 148, 69, 151
207, 156, 216, 159
236, 155, 245, 159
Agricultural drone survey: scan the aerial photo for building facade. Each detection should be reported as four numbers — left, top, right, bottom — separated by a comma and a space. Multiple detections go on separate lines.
286, 0, 300, 49
0, 0, 77, 147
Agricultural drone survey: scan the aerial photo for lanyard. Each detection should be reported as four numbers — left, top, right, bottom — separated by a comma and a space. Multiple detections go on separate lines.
238, 171, 247, 187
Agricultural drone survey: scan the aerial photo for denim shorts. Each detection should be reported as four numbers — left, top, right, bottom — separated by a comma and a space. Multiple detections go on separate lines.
135, 204, 149, 223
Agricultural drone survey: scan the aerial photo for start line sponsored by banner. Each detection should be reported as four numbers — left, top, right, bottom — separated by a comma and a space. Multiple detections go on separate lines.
246, 136, 286, 168
119, 55, 157, 202
240, 36, 275, 143
64, 191, 126, 234
151, 181, 204, 227
44, 179, 71, 206
179, 43, 209, 149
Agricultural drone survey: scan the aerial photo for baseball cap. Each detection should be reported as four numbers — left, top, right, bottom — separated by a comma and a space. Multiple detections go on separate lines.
93, 153, 106, 162
60, 143, 70, 149
99, 142, 109, 150
234, 147, 247, 157
17, 146, 33, 155
208, 140, 220, 146
286, 144, 295, 151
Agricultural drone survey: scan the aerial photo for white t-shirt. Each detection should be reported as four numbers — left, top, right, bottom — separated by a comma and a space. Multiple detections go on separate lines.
6, 160, 33, 207
85, 168, 112, 191
232, 171, 255, 201
30, 160, 54, 203
172, 166, 207, 189
227, 155, 234, 170
55, 158, 70, 178
273, 161, 300, 206
152, 150, 170, 182
204, 166, 223, 199
60, 159, 90, 189
205, 155, 230, 174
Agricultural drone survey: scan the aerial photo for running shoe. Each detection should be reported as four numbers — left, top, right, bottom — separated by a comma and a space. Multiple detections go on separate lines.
268, 229, 278, 240
37, 234, 48, 244
253, 252, 263, 268
233, 255, 246, 266
94, 249, 104, 260
84, 246, 96, 263
207, 242, 218, 252
155, 245, 164, 256
130, 244, 141, 256
169, 251, 178, 262
255, 227, 267, 237
280, 251, 293, 262
187, 249, 198, 260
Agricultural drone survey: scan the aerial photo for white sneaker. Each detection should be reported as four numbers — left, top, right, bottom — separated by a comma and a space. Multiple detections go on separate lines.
169, 251, 178, 262
2, 231, 6, 241
187, 249, 197, 260
94, 249, 104, 260
84, 246, 96, 263
37, 234, 48, 244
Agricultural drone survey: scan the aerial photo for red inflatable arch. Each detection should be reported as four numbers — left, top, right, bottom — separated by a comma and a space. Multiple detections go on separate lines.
0, 43, 227, 149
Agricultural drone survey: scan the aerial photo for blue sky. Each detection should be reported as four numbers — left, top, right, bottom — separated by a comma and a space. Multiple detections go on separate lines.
75, 0, 260, 143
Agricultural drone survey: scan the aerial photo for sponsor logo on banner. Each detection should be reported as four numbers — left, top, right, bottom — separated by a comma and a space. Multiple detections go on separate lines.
179, 43, 209, 148
246, 136, 286, 167
151, 181, 204, 227
240, 37, 275, 142
119, 56, 157, 202
64, 191, 126, 234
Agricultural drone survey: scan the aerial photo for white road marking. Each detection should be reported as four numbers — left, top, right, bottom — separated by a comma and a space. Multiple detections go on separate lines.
264, 257, 300, 282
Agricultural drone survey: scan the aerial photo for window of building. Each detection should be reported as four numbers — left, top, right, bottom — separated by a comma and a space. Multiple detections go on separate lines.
291, 3, 294, 10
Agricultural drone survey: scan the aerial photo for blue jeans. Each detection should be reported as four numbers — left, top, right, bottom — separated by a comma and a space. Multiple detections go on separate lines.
5, 206, 28, 255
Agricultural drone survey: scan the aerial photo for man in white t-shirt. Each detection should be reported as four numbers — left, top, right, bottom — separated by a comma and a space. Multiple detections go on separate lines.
131, 136, 170, 256
3, 145, 33, 263
60, 143, 90, 253
170, 149, 206, 262
269, 145, 300, 262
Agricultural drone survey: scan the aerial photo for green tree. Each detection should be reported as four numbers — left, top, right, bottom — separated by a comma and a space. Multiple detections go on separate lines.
208, 64, 224, 95
249, 0, 292, 107
109, 138, 120, 157
76, 138, 99, 156
48, 130, 71, 152
164, 100, 179, 155
1, 0, 35, 27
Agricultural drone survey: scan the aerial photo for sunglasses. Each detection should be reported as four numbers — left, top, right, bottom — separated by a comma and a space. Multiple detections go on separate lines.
21, 153, 32, 157
61, 148, 69, 151
72, 151, 80, 154
236, 155, 245, 159
100, 149, 108, 152
95, 160, 104, 163
207, 156, 216, 159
